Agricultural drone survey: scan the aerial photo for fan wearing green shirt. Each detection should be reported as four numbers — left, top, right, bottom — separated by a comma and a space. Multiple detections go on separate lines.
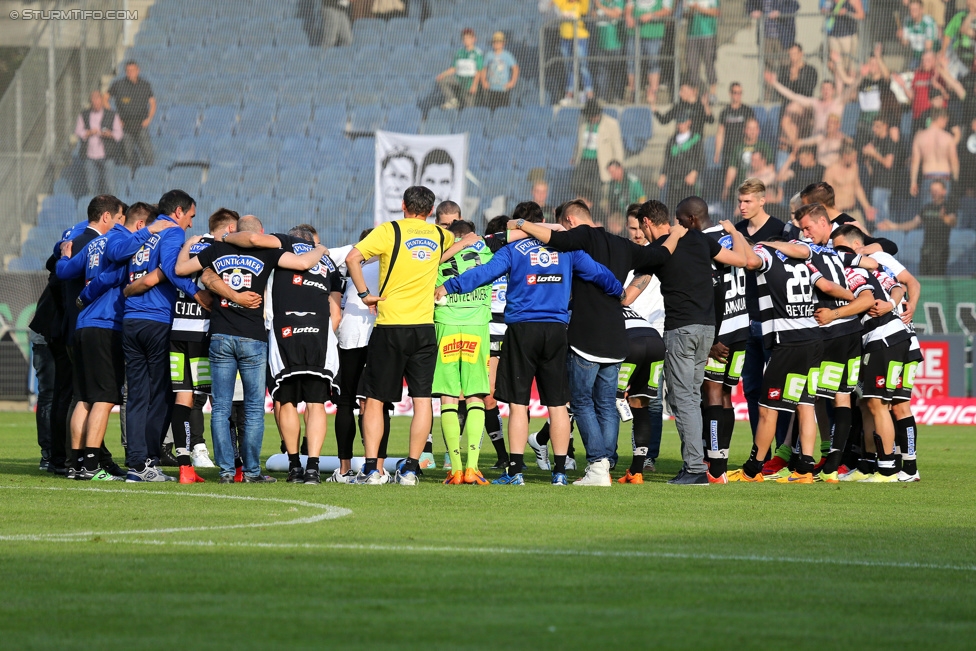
433, 220, 494, 485
436, 28, 484, 109
901, 0, 941, 70
624, 0, 673, 106
604, 160, 647, 215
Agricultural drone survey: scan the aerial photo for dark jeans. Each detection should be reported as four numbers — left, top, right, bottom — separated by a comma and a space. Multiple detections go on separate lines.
647, 380, 663, 460
49, 337, 73, 468
122, 127, 154, 170
122, 319, 172, 467
31, 340, 55, 460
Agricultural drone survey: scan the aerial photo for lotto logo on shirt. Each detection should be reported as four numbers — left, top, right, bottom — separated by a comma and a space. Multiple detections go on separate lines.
767, 388, 782, 401
282, 326, 293, 338
876, 376, 886, 388
526, 274, 563, 285
405, 237, 438, 261
223, 271, 252, 290
440, 333, 482, 364
292, 274, 303, 285
529, 249, 559, 267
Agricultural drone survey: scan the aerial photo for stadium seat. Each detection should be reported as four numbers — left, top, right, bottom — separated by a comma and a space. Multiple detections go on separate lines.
277, 168, 316, 199
385, 106, 422, 134
272, 105, 312, 137
349, 106, 385, 133
948, 229, 976, 272
620, 107, 652, 155
550, 107, 581, 139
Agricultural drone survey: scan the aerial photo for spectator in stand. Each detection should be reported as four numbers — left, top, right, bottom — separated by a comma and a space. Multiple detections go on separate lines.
531, 179, 557, 221
722, 118, 773, 200
823, 141, 875, 227
572, 98, 624, 202
957, 115, 976, 227
593, 0, 627, 103
943, 0, 976, 76
916, 0, 949, 30
919, 90, 965, 141
765, 52, 854, 137
775, 42, 818, 101
322, 0, 353, 49
839, 44, 899, 146
107, 61, 156, 171
658, 111, 704, 206
910, 107, 959, 198
654, 79, 714, 137
821, 0, 865, 77
604, 160, 647, 215
878, 179, 956, 275
480, 32, 519, 110
893, 50, 961, 135
74, 90, 122, 196
684, 0, 720, 103
748, 1, 801, 71
745, 149, 782, 206
862, 117, 898, 226
714, 82, 755, 167
777, 145, 825, 201
436, 28, 483, 110
901, 0, 941, 70
795, 112, 851, 168
625, 0, 673, 106
554, 0, 594, 105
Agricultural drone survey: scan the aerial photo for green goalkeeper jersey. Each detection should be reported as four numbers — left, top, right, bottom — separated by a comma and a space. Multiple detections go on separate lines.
435, 238, 493, 326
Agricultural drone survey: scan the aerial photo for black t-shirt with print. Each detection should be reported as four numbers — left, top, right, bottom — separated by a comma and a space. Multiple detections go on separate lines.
646, 229, 722, 331
195, 243, 285, 341
718, 104, 756, 157
108, 77, 154, 127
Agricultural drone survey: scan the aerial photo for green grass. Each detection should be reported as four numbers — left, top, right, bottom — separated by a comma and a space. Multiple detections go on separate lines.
1, 412, 975, 649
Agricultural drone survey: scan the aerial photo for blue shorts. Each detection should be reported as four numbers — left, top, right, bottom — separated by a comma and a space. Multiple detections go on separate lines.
627, 37, 663, 75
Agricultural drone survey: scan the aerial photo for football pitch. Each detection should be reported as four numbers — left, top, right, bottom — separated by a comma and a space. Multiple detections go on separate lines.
1, 412, 974, 650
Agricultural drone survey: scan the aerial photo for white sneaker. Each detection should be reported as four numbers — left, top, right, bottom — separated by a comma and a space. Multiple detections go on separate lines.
527, 433, 551, 470
616, 398, 633, 422
191, 444, 215, 468
395, 469, 419, 486
558, 95, 576, 107
359, 469, 391, 485
326, 468, 358, 484
565, 456, 577, 471
573, 459, 612, 486
897, 470, 920, 482
440, 97, 458, 110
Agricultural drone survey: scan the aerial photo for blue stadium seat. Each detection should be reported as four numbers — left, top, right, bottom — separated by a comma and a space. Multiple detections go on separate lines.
130, 166, 168, 199
948, 229, 976, 273
620, 107, 653, 155
272, 105, 312, 137
276, 169, 316, 199
423, 107, 456, 135
168, 167, 204, 194
487, 106, 522, 137
239, 194, 276, 221
204, 166, 244, 197
199, 105, 238, 138
40, 194, 76, 221
308, 104, 348, 139
237, 102, 276, 136
349, 106, 385, 133
550, 107, 581, 138
241, 168, 277, 200
901, 230, 923, 270
385, 106, 421, 134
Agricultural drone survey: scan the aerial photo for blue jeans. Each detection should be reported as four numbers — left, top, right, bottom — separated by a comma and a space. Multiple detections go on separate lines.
209, 333, 268, 478
567, 350, 620, 463
560, 38, 593, 94
871, 187, 891, 226
627, 37, 663, 76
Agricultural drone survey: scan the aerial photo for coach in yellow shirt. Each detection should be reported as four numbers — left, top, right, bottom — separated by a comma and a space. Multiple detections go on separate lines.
346, 185, 452, 485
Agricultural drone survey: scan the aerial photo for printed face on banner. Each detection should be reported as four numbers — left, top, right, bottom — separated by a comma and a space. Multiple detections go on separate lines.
375, 132, 467, 225
380, 154, 417, 216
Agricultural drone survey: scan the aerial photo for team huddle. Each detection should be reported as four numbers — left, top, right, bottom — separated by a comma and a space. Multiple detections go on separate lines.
33, 177, 922, 486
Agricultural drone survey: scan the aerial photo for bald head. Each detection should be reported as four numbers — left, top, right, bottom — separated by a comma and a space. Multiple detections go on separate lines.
237, 215, 264, 233
674, 196, 708, 231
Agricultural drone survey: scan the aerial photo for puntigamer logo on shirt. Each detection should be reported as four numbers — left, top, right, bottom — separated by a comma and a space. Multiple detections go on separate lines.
212, 255, 265, 291
405, 238, 438, 261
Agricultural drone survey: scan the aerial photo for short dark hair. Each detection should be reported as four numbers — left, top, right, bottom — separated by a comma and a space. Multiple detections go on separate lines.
87, 194, 125, 223
288, 225, 315, 241
797, 145, 817, 158
561, 199, 591, 222
359, 227, 373, 240
484, 215, 508, 235
674, 196, 709, 227
832, 223, 864, 244
448, 220, 476, 237
158, 189, 195, 217
125, 59, 138, 67
794, 202, 829, 224
606, 160, 623, 170
435, 200, 462, 221
125, 201, 157, 227
625, 202, 643, 219
636, 200, 669, 227
208, 207, 240, 234
403, 185, 435, 217
295, 223, 317, 236
800, 182, 835, 208
512, 201, 544, 223
421, 149, 455, 177
381, 150, 417, 179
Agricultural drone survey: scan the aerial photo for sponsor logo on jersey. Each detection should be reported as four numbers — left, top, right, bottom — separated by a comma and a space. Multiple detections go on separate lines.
529, 249, 559, 267
767, 388, 781, 400
223, 271, 252, 290
212, 255, 265, 275
514, 239, 542, 255
876, 376, 886, 388
292, 274, 303, 285
282, 326, 293, 338
526, 273, 563, 284
439, 333, 482, 364
89, 252, 101, 269
283, 326, 319, 338
718, 234, 733, 250
405, 238, 438, 261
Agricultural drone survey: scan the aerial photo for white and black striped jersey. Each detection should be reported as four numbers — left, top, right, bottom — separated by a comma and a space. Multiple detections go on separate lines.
623, 305, 657, 338
704, 226, 748, 346
842, 265, 910, 351
170, 233, 213, 343
265, 234, 342, 395
754, 244, 822, 348
485, 231, 509, 339
801, 241, 862, 340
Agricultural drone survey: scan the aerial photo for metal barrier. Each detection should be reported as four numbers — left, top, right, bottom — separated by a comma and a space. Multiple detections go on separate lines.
0, 0, 126, 260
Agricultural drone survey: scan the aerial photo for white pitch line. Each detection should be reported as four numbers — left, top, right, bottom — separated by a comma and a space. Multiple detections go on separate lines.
0, 485, 351, 540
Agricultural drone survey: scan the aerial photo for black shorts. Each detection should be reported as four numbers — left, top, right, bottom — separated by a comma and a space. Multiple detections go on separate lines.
815, 332, 862, 399
495, 321, 570, 407
703, 341, 747, 389
361, 325, 437, 403
617, 331, 665, 399
273, 374, 331, 405
69, 340, 85, 401
858, 339, 911, 402
169, 339, 212, 394
76, 327, 125, 404
760, 340, 823, 413
335, 346, 369, 405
